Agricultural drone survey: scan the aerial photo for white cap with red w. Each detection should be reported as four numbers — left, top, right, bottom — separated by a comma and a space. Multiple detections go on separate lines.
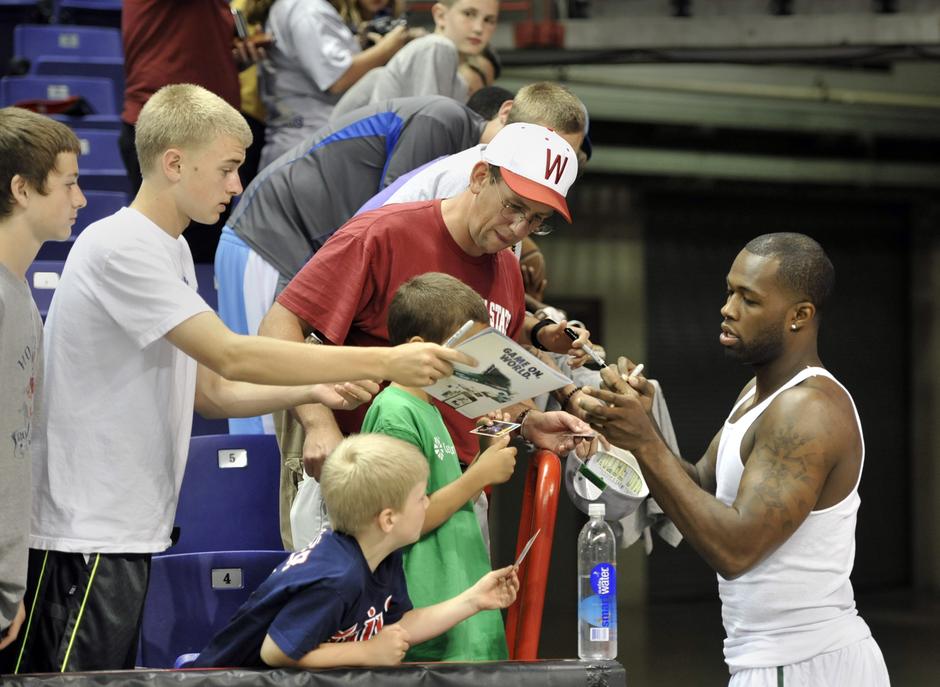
481, 123, 578, 223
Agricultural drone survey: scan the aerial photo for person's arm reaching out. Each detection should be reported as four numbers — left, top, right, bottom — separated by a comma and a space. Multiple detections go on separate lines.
166, 310, 473, 388
260, 624, 410, 668
397, 565, 519, 645
194, 364, 379, 419
581, 368, 845, 579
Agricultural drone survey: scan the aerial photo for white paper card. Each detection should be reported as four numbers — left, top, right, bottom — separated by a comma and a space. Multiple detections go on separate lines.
424, 327, 571, 417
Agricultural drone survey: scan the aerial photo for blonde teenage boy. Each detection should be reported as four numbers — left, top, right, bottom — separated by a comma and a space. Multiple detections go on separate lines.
18, 84, 471, 673
361, 272, 518, 661
195, 434, 519, 668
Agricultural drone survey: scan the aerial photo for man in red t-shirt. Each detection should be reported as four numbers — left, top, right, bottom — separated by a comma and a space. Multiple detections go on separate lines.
260, 123, 594, 489
119, 0, 264, 261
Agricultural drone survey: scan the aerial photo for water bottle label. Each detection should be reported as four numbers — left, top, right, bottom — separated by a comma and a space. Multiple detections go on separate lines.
590, 562, 616, 599
584, 562, 615, 631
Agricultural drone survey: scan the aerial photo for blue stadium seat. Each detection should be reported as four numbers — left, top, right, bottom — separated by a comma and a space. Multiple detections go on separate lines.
73, 170, 131, 195
139, 550, 288, 668
0, 74, 116, 114
191, 412, 230, 438
73, 127, 123, 171
74, 189, 126, 234
13, 23, 121, 61
194, 262, 219, 311
34, 56, 123, 110
0, 1, 43, 9
171, 434, 283, 554
1, 4, 48, 76
35, 236, 75, 261
55, 0, 121, 27
25, 259, 64, 319
35, 190, 127, 261
189, 267, 226, 436
50, 113, 121, 130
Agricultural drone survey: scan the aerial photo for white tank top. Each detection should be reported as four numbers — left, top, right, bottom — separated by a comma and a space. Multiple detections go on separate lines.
715, 367, 872, 672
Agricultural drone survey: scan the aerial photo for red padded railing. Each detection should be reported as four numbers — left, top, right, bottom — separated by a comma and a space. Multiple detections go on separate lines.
504, 449, 561, 660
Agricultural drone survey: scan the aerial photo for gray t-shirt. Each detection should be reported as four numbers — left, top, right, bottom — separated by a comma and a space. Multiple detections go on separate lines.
0, 263, 43, 629
331, 34, 467, 123
227, 95, 485, 281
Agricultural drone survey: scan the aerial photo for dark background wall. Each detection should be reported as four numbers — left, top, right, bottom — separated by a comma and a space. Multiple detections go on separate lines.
642, 185, 912, 600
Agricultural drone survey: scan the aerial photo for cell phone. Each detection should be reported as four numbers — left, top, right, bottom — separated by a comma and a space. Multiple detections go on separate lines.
470, 420, 521, 438
231, 7, 249, 40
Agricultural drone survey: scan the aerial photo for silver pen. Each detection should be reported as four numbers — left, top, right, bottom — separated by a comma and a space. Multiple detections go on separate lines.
443, 319, 475, 348
563, 327, 606, 367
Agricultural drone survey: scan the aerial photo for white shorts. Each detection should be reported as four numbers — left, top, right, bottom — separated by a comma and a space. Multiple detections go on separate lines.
729, 637, 890, 687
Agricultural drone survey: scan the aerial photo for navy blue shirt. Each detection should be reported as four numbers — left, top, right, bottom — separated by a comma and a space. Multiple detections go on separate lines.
194, 530, 412, 667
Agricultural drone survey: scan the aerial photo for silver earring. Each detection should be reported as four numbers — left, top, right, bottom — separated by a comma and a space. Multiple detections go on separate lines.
791, 324, 797, 331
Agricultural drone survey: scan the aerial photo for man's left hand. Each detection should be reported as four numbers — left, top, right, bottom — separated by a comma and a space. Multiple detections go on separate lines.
579, 382, 658, 453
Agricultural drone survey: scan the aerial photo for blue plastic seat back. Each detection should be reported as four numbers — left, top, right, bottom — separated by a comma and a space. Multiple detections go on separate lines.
13, 23, 122, 61
73, 127, 123, 171
139, 550, 289, 668
73, 189, 127, 235
58, 0, 122, 10
193, 263, 219, 312
33, 55, 124, 109
0, 74, 116, 114
171, 434, 283, 554
25, 260, 65, 320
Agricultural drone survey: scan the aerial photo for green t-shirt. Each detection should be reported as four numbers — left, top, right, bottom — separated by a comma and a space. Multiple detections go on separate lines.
362, 386, 508, 661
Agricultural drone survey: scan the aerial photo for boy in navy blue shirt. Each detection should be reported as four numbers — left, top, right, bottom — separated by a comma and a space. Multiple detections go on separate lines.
195, 433, 519, 668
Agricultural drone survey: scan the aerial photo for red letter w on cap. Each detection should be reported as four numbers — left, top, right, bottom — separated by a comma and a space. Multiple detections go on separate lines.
544, 149, 569, 184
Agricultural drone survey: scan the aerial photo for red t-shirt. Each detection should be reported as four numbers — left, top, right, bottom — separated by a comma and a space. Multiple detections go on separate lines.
277, 200, 525, 463
121, 0, 241, 124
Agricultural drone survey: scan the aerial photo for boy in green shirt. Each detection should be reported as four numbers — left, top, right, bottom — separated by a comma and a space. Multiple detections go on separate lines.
362, 272, 518, 661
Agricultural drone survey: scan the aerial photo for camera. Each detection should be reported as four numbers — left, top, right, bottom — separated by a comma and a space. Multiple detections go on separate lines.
364, 14, 407, 37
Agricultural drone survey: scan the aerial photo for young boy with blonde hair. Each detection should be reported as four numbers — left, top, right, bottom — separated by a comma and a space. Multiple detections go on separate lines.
18, 84, 470, 673
195, 433, 518, 668
361, 271, 519, 661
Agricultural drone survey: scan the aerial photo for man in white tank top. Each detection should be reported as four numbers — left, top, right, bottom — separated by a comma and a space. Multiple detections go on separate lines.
580, 233, 889, 686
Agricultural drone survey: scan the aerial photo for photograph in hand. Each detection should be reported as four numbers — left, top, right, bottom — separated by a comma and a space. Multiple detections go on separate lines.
470, 420, 521, 437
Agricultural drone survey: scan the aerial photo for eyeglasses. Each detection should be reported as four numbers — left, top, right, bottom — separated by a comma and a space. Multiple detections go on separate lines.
493, 182, 553, 237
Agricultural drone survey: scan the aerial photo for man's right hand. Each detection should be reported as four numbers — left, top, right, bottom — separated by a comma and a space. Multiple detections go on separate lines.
368, 624, 410, 665
382, 343, 476, 387
602, 357, 655, 414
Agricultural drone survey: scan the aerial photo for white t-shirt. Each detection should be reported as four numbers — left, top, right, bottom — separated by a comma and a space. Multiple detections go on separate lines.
31, 207, 211, 554
376, 144, 523, 258
381, 144, 483, 206
259, 0, 361, 167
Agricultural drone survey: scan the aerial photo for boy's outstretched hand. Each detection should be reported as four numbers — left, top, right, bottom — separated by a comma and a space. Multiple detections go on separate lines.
383, 342, 476, 387
367, 623, 410, 666
471, 565, 520, 611
469, 433, 517, 487
310, 380, 381, 410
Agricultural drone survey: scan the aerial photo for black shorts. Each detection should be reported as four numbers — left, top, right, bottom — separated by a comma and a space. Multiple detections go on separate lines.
7, 549, 151, 674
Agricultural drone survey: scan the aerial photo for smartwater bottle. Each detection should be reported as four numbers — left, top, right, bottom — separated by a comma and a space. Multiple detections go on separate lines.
577, 502, 617, 660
